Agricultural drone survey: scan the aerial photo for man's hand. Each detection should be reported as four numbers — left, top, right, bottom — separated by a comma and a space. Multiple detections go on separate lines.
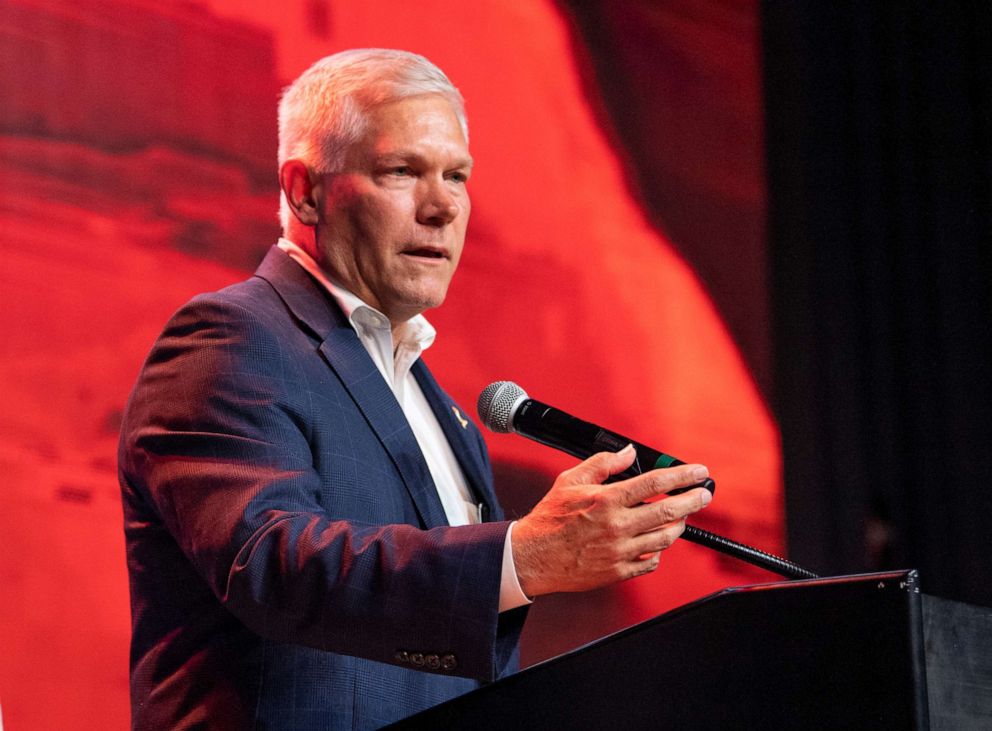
511, 444, 712, 597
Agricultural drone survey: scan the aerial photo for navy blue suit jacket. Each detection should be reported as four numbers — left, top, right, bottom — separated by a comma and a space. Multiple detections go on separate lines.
119, 246, 525, 730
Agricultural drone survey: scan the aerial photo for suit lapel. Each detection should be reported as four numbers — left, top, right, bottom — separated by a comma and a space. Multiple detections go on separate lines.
318, 332, 451, 528
254, 246, 449, 529
412, 360, 500, 521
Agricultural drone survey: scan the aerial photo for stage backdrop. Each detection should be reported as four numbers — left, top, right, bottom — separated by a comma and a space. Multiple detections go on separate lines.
0, 1, 776, 728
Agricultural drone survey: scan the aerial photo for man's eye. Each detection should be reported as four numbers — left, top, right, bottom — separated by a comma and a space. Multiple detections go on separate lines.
448, 172, 468, 183
391, 166, 412, 176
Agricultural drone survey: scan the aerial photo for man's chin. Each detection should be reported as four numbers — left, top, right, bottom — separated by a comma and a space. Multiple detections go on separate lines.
387, 289, 449, 322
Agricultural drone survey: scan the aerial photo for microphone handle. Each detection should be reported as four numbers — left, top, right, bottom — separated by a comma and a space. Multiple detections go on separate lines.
513, 399, 716, 494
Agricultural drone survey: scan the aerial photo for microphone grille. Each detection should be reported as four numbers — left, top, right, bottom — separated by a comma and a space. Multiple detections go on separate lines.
477, 381, 528, 433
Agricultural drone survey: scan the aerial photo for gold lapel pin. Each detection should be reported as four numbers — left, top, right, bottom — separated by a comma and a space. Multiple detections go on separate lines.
452, 406, 468, 429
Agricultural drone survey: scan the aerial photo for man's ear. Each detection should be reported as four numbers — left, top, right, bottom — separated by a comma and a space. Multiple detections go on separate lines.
279, 159, 320, 226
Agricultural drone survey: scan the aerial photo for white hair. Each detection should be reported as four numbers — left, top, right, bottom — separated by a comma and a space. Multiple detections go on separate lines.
277, 48, 468, 230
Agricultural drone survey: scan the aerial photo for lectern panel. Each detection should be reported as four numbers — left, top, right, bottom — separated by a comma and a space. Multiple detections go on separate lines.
390, 571, 929, 730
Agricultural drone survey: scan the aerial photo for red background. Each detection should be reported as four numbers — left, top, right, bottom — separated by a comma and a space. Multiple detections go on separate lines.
0, 1, 777, 728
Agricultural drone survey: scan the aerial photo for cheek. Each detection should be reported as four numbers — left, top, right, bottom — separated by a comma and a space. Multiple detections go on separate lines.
354, 194, 411, 242
324, 182, 393, 235
346, 199, 385, 238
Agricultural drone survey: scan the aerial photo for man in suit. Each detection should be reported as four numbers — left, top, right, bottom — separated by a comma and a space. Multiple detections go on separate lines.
119, 49, 713, 730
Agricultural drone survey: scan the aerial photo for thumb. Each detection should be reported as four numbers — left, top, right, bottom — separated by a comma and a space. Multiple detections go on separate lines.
561, 444, 637, 486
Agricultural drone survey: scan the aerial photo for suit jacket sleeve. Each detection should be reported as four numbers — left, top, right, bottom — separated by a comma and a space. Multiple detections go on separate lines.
119, 290, 523, 682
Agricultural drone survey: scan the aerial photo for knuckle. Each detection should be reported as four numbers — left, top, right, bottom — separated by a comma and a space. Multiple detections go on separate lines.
656, 500, 680, 524
589, 491, 615, 514
616, 481, 637, 505
607, 541, 626, 561
626, 473, 657, 502
662, 471, 686, 495
630, 555, 660, 579
557, 463, 582, 484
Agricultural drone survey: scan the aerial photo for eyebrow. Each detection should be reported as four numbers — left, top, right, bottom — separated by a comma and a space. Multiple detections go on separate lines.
376, 150, 474, 170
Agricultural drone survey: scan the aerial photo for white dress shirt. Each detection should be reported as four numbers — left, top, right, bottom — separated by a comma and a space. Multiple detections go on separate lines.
277, 239, 530, 612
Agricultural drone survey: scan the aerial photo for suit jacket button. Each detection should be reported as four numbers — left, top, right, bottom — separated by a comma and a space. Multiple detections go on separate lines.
441, 654, 457, 670
410, 653, 425, 667
394, 650, 409, 663
425, 654, 441, 670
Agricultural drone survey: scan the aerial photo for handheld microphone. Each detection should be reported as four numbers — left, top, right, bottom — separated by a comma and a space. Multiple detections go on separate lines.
477, 381, 821, 579
477, 381, 715, 494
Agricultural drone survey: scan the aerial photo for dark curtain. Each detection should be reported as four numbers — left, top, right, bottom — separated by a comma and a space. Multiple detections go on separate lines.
763, 2, 992, 605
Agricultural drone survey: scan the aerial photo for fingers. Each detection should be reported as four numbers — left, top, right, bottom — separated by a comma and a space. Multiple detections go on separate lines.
627, 520, 687, 556
626, 486, 711, 534
557, 444, 638, 486
616, 522, 688, 579
615, 463, 710, 507
621, 551, 662, 580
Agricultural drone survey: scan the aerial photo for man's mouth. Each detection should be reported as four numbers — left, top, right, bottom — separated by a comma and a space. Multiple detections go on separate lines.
402, 247, 447, 259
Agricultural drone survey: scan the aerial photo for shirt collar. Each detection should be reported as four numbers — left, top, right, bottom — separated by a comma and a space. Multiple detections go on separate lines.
277, 238, 436, 353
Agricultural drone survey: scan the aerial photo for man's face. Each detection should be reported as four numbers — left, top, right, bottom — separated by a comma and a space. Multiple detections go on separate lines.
313, 94, 472, 326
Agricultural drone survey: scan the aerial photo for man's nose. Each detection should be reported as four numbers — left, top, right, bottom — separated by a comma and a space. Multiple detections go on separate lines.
417, 179, 460, 227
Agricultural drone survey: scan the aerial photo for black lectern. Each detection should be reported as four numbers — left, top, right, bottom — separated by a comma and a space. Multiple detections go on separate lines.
390, 571, 992, 730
